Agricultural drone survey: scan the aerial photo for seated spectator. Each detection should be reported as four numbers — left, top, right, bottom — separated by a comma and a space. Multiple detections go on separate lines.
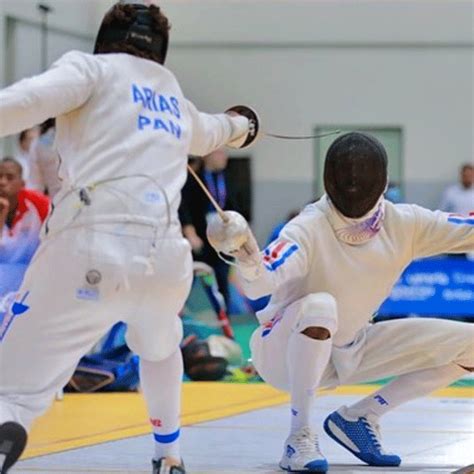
14, 127, 39, 186
439, 163, 473, 215
0, 157, 50, 297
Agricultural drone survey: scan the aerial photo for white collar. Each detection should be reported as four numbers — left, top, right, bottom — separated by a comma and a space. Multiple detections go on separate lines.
322, 195, 385, 245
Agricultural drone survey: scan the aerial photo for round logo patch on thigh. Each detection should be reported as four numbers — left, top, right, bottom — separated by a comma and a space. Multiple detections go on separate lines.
85, 270, 102, 286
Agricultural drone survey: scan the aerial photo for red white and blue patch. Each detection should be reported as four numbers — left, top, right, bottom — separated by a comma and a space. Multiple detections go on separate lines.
447, 212, 474, 226
263, 239, 299, 272
261, 313, 283, 338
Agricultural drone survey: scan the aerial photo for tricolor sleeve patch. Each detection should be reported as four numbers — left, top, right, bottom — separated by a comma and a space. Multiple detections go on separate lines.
447, 212, 474, 226
263, 239, 299, 271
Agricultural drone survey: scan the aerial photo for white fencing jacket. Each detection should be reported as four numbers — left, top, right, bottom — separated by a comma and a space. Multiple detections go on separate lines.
240, 197, 474, 346
0, 51, 248, 236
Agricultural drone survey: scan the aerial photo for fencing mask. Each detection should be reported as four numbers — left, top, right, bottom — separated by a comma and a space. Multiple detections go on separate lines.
94, 2, 169, 64
324, 132, 388, 218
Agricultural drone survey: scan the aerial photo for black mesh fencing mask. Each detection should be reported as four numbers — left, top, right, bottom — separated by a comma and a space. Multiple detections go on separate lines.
324, 132, 388, 218
94, 3, 169, 63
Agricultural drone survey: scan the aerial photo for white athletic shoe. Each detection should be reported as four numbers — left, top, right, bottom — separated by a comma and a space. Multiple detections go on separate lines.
279, 427, 328, 472
152, 457, 185, 474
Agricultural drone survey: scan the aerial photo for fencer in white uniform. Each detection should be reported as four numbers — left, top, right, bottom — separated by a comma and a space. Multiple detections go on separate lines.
0, 3, 255, 474
207, 132, 474, 472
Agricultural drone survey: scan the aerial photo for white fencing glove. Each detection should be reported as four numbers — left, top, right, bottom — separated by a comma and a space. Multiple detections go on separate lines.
225, 105, 260, 149
206, 211, 261, 273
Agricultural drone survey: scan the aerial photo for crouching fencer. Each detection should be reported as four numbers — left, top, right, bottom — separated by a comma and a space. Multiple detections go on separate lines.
207, 132, 474, 472
0, 2, 258, 474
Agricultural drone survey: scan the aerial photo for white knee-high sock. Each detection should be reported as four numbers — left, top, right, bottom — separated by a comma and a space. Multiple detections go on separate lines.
140, 349, 183, 460
346, 362, 467, 419
287, 332, 332, 434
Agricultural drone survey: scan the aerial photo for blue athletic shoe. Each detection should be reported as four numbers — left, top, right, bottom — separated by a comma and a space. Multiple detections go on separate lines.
323, 406, 401, 467
279, 427, 328, 472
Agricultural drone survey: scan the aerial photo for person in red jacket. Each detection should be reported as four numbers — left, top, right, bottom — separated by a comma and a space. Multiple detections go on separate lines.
0, 157, 49, 298
0, 157, 49, 258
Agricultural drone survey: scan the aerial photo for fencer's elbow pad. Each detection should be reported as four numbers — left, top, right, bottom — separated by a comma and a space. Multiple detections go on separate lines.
226, 105, 260, 149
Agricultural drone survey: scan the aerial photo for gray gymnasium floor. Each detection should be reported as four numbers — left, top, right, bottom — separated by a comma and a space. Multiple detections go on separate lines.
14, 393, 473, 474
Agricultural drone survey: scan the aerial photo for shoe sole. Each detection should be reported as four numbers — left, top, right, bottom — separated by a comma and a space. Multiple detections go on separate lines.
0, 422, 28, 474
323, 416, 400, 467
279, 461, 328, 473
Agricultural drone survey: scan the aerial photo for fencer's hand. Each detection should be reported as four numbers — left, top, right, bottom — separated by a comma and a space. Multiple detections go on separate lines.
207, 211, 255, 257
207, 211, 262, 282
182, 224, 204, 253
188, 234, 204, 253
225, 105, 260, 149
230, 230, 261, 267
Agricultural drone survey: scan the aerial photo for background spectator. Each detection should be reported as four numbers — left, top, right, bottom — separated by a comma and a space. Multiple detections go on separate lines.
14, 127, 39, 186
385, 181, 403, 204
29, 119, 62, 198
439, 163, 473, 215
267, 209, 300, 245
0, 157, 49, 298
180, 149, 242, 305
188, 156, 202, 173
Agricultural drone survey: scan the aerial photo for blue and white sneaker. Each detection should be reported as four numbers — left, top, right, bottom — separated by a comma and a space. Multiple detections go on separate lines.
279, 427, 328, 472
323, 406, 401, 467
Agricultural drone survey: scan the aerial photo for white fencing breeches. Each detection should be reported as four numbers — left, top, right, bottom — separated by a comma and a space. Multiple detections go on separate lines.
250, 293, 474, 391
0, 229, 193, 429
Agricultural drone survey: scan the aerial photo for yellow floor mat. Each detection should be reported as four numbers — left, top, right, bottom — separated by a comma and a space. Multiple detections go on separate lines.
24, 382, 472, 459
